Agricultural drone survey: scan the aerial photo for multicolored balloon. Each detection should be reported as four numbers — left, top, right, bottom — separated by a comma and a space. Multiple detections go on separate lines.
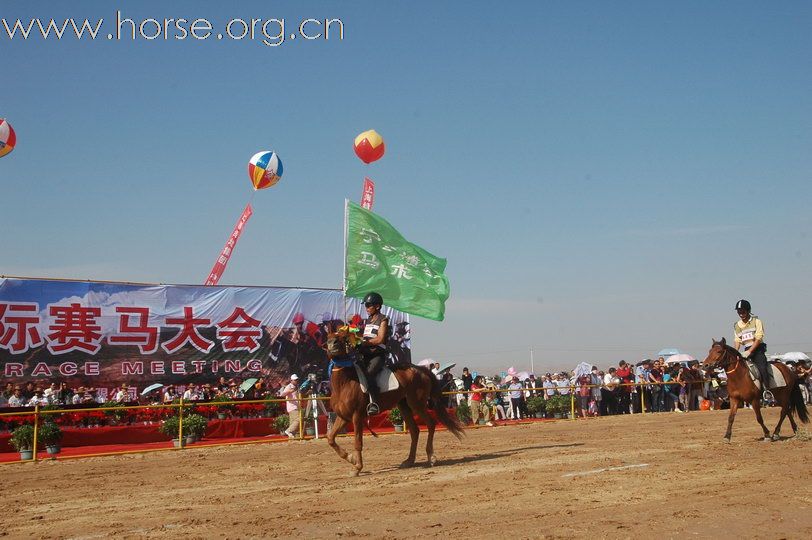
0, 119, 16, 158
353, 129, 385, 164
248, 151, 283, 190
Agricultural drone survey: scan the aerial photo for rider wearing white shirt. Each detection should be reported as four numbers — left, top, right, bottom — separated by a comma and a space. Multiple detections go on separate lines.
733, 299, 770, 398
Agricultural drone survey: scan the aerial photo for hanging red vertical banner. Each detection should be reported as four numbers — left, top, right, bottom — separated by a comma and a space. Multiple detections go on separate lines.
204, 203, 253, 285
360, 177, 375, 210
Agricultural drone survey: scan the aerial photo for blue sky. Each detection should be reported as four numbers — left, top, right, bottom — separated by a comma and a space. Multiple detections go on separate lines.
2, 1, 811, 373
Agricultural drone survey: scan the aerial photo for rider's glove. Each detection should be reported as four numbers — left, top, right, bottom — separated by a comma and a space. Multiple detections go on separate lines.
741, 349, 750, 359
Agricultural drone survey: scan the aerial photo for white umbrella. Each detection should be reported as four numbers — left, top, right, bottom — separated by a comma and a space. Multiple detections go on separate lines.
574, 362, 592, 378
438, 362, 456, 375
780, 352, 810, 362
140, 383, 163, 396
666, 353, 696, 364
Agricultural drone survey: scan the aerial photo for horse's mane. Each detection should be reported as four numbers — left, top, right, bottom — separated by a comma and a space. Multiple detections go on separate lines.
715, 339, 742, 359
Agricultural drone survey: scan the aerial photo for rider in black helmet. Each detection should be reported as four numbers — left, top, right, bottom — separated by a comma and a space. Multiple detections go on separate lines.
359, 292, 390, 415
734, 299, 772, 400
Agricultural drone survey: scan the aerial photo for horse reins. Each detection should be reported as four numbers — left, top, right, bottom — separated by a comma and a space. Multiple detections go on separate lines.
720, 347, 741, 374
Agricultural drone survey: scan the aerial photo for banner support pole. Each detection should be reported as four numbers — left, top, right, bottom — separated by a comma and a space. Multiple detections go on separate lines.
342, 199, 349, 322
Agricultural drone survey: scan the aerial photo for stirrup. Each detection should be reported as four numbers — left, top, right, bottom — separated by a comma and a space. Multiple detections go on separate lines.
762, 389, 774, 401
366, 401, 380, 415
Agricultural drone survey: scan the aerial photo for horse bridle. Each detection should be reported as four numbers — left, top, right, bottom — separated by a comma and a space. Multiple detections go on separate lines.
710, 344, 742, 375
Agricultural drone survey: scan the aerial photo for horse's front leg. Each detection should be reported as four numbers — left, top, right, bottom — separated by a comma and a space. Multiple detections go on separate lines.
350, 412, 364, 476
326, 415, 351, 462
412, 404, 437, 466
398, 400, 419, 468
724, 398, 740, 442
751, 400, 773, 441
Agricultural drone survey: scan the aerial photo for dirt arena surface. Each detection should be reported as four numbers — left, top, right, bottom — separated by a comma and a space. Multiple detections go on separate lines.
2, 408, 810, 539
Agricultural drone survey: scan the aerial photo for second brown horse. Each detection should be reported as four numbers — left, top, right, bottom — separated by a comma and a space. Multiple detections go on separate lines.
703, 338, 809, 442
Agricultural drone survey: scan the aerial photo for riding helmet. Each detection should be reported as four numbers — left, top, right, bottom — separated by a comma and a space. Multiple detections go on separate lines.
735, 299, 751, 312
363, 292, 383, 306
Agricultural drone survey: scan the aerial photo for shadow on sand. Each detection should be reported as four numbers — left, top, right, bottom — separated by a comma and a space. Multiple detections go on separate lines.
372, 443, 584, 474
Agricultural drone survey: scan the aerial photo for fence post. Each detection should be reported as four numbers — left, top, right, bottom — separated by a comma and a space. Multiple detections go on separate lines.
178, 397, 184, 447
639, 382, 645, 414
298, 392, 304, 440
32, 404, 40, 462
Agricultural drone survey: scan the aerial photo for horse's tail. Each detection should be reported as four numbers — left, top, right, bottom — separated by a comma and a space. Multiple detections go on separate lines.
422, 366, 465, 440
791, 379, 809, 424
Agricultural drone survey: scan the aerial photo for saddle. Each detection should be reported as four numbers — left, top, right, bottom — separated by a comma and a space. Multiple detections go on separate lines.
354, 365, 400, 394
745, 360, 786, 390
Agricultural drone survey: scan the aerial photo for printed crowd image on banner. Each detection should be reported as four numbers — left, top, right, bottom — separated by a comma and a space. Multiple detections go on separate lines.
0, 278, 411, 398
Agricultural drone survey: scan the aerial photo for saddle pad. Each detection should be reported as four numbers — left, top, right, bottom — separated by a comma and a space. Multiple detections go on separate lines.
746, 361, 787, 389
354, 365, 400, 394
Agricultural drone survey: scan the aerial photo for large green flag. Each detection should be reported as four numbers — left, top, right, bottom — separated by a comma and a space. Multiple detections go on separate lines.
344, 200, 450, 321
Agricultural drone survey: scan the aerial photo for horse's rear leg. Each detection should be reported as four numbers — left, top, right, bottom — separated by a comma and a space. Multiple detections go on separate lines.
751, 400, 772, 441
350, 412, 364, 476
399, 399, 419, 468
326, 415, 351, 463
724, 399, 740, 442
413, 405, 437, 466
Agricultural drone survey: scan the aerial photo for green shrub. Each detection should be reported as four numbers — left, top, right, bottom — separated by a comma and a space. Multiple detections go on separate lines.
37, 421, 63, 446
455, 401, 471, 424
264, 400, 282, 417
526, 396, 545, 415
212, 394, 234, 411
10, 424, 35, 451
184, 414, 208, 438
159, 415, 189, 439
273, 414, 290, 434
387, 407, 403, 425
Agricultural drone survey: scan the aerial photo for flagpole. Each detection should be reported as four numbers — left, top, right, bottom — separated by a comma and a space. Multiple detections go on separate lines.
342, 199, 348, 322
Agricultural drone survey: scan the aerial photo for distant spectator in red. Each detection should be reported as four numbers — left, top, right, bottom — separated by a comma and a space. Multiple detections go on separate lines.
470, 376, 493, 426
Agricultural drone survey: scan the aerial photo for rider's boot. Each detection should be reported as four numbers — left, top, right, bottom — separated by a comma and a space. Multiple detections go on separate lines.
366, 377, 380, 415
760, 370, 774, 401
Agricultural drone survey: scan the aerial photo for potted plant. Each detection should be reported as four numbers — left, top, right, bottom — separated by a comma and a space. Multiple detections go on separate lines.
547, 395, 563, 419
264, 400, 281, 418
455, 401, 472, 425
10, 424, 35, 460
388, 407, 404, 432
273, 414, 290, 435
212, 394, 233, 420
526, 396, 545, 419
38, 421, 63, 455
159, 415, 188, 447
184, 414, 208, 443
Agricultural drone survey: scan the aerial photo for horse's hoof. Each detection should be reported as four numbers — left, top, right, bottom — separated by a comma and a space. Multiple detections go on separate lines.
762, 437, 772, 442
399, 460, 415, 469
428, 455, 437, 467
723, 437, 731, 444
771, 434, 780, 441
350, 470, 360, 477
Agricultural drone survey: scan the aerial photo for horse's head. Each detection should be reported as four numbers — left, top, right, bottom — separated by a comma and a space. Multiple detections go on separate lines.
325, 326, 362, 358
702, 338, 738, 371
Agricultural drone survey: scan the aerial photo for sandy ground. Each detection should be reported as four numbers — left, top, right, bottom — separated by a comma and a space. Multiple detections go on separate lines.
1, 407, 810, 539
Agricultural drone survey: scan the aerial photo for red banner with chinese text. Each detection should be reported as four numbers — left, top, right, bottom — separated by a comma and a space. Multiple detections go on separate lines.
360, 177, 375, 210
204, 203, 253, 286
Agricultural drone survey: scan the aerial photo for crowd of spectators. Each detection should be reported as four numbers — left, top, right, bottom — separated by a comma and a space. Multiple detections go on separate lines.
1, 357, 809, 427
443, 357, 812, 422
